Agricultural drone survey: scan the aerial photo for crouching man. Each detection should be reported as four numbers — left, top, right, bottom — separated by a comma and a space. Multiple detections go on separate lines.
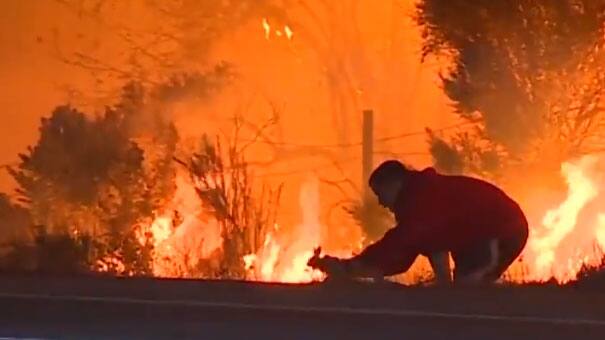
309, 160, 529, 284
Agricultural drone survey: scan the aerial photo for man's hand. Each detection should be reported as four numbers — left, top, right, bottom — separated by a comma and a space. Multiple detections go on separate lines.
307, 248, 349, 277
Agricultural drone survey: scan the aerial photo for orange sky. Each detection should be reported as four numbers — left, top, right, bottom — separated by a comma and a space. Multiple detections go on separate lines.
0, 1, 108, 192
0, 1, 456, 238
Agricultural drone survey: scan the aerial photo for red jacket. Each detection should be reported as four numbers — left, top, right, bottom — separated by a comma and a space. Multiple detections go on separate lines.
353, 168, 528, 276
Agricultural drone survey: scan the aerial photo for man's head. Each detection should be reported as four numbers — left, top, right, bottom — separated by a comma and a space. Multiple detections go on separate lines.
369, 160, 409, 211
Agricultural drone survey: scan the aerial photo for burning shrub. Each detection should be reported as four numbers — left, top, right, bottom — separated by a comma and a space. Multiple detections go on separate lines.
0, 226, 93, 275
427, 128, 504, 180
177, 133, 282, 279
32, 227, 93, 275
8, 84, 179, 276
0, 194, 93, 275
344, 197, 392, 245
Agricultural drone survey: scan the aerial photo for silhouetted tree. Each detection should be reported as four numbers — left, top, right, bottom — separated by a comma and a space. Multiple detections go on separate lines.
416, 0, 605, 176
8, 84, 181, 275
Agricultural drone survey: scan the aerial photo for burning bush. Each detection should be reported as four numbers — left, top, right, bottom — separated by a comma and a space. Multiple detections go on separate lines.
177, 132, 282, 279
344, 196, 392, 245
7, 84, 179, 276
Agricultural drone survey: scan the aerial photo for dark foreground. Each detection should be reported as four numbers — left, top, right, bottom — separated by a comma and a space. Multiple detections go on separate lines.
0, 275, 603, 340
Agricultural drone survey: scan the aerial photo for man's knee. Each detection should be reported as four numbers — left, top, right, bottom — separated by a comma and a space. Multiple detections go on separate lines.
453, 238, 500, 283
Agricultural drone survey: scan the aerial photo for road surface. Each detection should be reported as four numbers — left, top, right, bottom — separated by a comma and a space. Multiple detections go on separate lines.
0, 275, 603, 339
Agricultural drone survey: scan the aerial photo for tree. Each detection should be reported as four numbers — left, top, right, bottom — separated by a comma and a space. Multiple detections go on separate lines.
8, 83, 181, 275
416, 0, 605, 177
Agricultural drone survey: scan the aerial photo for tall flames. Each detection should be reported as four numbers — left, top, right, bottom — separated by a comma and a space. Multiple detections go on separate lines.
135, 174, 223, 277
523, 155, 605, 283
243, 176, 326, 283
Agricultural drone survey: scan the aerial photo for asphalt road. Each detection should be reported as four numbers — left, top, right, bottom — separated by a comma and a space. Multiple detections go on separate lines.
0, 276, 603, 339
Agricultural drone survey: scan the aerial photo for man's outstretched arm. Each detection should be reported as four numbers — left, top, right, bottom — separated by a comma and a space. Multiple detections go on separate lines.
309, 227, 418, 278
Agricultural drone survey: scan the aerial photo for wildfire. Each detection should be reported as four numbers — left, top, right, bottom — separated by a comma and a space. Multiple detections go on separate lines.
523, 155, 605, 283
129, 173, 359, 283
124, 156, 605, 285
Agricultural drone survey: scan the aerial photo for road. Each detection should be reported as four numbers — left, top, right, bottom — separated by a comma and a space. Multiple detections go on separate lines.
0, 276, 603, 339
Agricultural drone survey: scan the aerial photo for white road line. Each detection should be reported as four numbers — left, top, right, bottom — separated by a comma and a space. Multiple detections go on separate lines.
0, 292, 603, 327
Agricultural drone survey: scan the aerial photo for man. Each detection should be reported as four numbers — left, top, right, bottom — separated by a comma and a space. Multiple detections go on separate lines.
309, 160, 528, 284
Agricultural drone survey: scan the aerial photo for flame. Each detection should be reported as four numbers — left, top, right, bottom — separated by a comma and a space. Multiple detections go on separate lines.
597, 215, 605, 247
243, 177, 324, 282
262, 18, 270, 40
243, 176, 359, 283
523, 155, 605, 282
95, 256, 126, 274
243, 253, 256, 271
136, 174, 223, 277
133, 173, 358, 282
284, 25, 294, 40
246, 225, 327, 283
261, 17, 293, 41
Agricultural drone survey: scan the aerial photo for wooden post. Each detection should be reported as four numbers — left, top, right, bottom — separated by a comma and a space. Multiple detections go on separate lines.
362, 109, 374, 202
361, 109, 374, 240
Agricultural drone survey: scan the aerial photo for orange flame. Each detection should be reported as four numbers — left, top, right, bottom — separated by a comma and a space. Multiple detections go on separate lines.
261, 17, 293, 41
523, 155, 605, 282
262, 18, 271, 40
243, 177, 327, 283
284, 25, 294, 40
137, 174, 222, 277
135, 174, 358, 282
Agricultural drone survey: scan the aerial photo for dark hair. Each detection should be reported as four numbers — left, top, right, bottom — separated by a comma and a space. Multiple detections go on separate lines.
368, 160, 409, 187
